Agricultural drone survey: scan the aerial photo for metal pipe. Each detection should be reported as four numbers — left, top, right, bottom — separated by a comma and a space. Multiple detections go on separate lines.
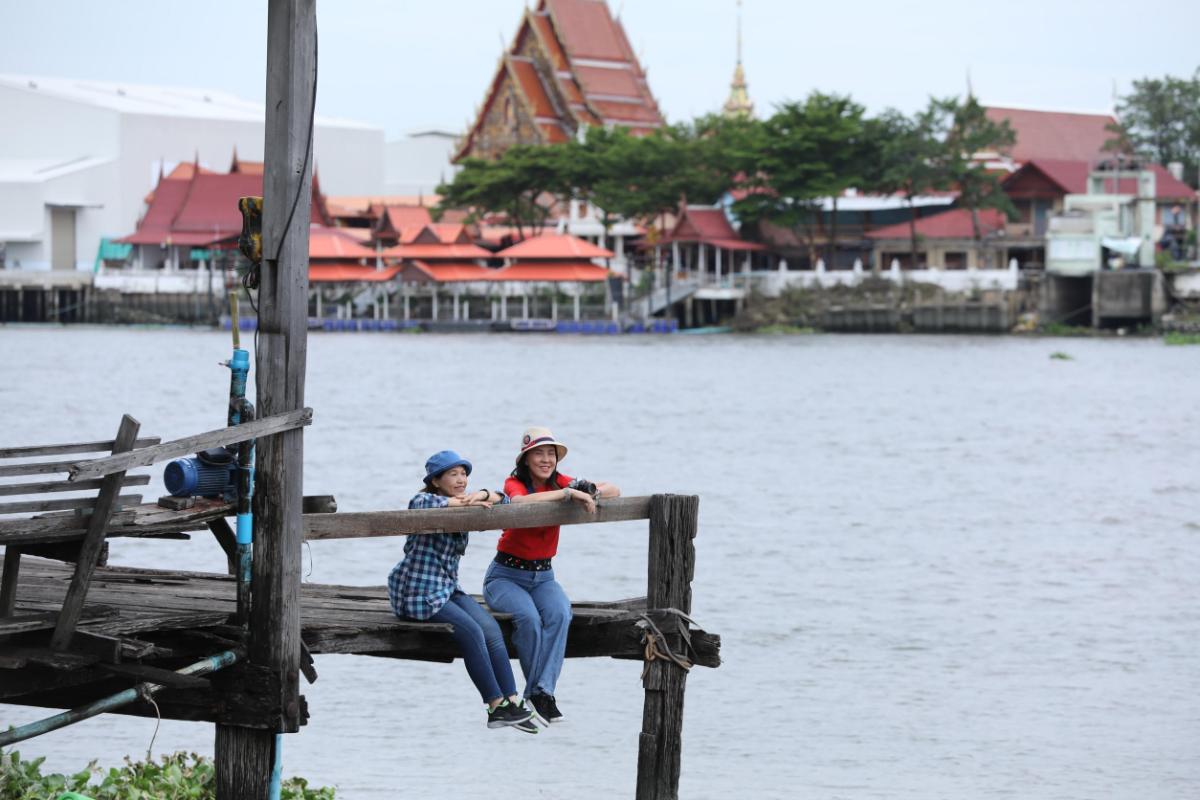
269, 733, 284, 800
0, 650, 240, 748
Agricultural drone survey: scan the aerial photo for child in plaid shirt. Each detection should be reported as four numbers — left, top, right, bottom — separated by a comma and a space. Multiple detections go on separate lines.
388, 449, 537, 733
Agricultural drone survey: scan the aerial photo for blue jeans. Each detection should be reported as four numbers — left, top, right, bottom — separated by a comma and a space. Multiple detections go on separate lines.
428, 591, 517, 704
483, 562, 572, 698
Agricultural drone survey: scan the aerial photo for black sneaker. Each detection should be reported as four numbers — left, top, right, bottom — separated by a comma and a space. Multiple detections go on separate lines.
511, 717, 540, 735
529, 693, 564, 724
487, 699, 534, 729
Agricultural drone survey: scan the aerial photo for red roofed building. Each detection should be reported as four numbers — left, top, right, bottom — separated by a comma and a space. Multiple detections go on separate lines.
662, 205, 766, 287
494, 232, 613, 260
119, 165, 332, 270
371, 204, 434, 246
1003, 159, 1198, 238
866, 209, 1009, 270
456, 0, 664, 161
984, 107, 1116, 164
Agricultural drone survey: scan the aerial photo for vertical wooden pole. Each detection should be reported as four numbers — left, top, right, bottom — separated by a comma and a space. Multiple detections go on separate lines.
217, 1, 314, 797
1, 546, 22, 616
636, 494, 698, 800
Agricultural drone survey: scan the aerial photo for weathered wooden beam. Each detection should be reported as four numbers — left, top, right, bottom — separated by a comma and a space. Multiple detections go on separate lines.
207, 519, 239, 575
304, 495, 652, 540
100, 662, 213, 690
50, 415, 141, 651
0, 437, 161, 459
0, 493, 143, 515
221, 10, 319, 800
0, 474, 149, 497
637, 494, 699, 800
67, 408, 313, 482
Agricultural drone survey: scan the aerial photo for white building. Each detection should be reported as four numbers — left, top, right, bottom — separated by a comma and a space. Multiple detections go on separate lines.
0, 74, 384, 273
384, 130, 459, 197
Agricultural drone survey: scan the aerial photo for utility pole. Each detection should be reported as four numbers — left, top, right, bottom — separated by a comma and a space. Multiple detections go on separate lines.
215, 1, 315, 797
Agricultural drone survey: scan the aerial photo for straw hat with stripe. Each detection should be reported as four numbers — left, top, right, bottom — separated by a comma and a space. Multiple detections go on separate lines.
516, 427, 567, 465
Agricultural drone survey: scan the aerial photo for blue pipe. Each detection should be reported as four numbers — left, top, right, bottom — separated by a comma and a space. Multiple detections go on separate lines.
0, 650, 240, 748
269, 733, 283, 800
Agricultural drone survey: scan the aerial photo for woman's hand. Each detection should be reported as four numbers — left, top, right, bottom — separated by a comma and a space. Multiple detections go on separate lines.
450, 490, 493, 508
565, 487, 596, 513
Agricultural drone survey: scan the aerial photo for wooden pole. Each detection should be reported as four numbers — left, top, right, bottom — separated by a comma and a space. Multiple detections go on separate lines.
636, 494, 698, 800
217, 1, 314, 796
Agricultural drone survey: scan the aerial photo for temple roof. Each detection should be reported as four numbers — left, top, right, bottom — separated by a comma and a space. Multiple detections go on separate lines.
866, 208, 1008, 240
456, 0, 664, 160
120, 166, 331, 247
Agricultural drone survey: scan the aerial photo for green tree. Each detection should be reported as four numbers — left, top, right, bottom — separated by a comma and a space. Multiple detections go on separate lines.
733, 92, 870, 268
863, 102, 953, 269
936, 95, 1017, 264
435, 144, 571, 237
1107, 71, 1200, 187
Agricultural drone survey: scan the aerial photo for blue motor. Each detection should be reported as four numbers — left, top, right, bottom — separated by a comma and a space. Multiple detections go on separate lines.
164, 448, 239, 500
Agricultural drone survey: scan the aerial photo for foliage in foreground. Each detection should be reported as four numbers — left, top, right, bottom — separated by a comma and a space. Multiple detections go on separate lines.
0, 749, 334, 800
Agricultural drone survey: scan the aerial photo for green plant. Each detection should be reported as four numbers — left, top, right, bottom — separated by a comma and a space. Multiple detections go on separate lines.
0, 749, 335, 799
755, 323, 817, 334
1164, 332, 1200, 345
1049, 351, 1074, 360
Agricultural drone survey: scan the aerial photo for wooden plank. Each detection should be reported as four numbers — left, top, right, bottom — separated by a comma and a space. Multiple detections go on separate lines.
0, 459, 82, 478
1, 545, 20, 615
0, 510, 134, 540
67, 408, 313, 482
0, 494, 142, 515
0, 437, 161, 459
0, 474, 149, 497
0, 610, 58, 634
50, 415, 141, 651
637, 495, 699, 800
304, 495, 652, 540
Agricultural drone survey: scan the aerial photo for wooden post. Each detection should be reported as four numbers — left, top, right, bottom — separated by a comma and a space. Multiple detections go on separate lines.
50, 414, 140, 650
218, 1, 314, 797
636, 494, 698, 800
0, 546, 22, 616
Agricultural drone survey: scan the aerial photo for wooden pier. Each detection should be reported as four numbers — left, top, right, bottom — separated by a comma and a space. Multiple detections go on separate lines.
0, 3, 720, 798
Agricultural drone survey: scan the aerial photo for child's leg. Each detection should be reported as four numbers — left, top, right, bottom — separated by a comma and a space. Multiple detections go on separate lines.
429, 596, 504, 704
445, 592, 517, 699
483, 563, 543, 693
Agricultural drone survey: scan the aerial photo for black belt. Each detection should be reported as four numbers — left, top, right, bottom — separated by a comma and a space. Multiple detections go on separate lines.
494, 552, 552, 571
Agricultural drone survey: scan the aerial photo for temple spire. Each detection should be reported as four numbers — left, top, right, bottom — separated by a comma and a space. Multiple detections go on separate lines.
722, 0, 753, 118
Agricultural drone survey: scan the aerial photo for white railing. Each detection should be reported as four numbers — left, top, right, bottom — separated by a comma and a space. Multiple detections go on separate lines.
747, 259, 1020, 296
94, 269, 227, 295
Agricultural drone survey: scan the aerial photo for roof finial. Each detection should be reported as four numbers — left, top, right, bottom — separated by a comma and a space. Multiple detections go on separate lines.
723, 0, 753, 118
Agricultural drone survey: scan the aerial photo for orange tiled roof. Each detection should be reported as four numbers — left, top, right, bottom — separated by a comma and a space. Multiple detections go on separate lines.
404, 261, 495, 283
492, 261, 610, 282
495, 233, 613, 259
308, 226, 378, 260
381, 242, 493, 260
310, 263, 402, 283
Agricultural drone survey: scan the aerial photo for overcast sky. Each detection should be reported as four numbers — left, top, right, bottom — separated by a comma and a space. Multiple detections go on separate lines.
2, 1, 1197, 139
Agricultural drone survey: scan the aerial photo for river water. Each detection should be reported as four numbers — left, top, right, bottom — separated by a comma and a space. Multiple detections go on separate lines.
2, 326, 1198, 799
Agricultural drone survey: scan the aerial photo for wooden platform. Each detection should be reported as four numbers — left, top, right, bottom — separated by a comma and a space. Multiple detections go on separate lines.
1, 556, 719, 728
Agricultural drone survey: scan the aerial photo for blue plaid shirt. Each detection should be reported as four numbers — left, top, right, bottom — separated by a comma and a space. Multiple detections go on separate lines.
387, 491, 506, 620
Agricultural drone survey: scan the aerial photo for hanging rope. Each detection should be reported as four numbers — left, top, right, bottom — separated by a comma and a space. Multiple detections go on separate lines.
637, 609, 697, 680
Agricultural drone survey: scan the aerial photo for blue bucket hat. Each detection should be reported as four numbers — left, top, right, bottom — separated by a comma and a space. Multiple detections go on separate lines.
424, 450, 472, 484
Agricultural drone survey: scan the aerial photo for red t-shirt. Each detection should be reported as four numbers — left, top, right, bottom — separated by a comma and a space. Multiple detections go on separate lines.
498, 472, 573, 560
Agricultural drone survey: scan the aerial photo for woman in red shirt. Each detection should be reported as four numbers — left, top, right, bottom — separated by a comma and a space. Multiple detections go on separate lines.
483, 427, 619, 725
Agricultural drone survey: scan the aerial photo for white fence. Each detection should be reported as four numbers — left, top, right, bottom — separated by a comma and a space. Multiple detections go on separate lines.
743, 258, 1020, 296
94, 268, 227, 294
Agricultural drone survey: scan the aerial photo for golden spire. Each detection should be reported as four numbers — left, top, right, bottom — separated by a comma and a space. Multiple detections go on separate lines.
722, 0, 753, 118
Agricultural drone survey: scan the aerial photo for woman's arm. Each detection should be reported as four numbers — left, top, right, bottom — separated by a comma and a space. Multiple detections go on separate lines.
595, 481, 620, 499
509, 486, 596, 513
